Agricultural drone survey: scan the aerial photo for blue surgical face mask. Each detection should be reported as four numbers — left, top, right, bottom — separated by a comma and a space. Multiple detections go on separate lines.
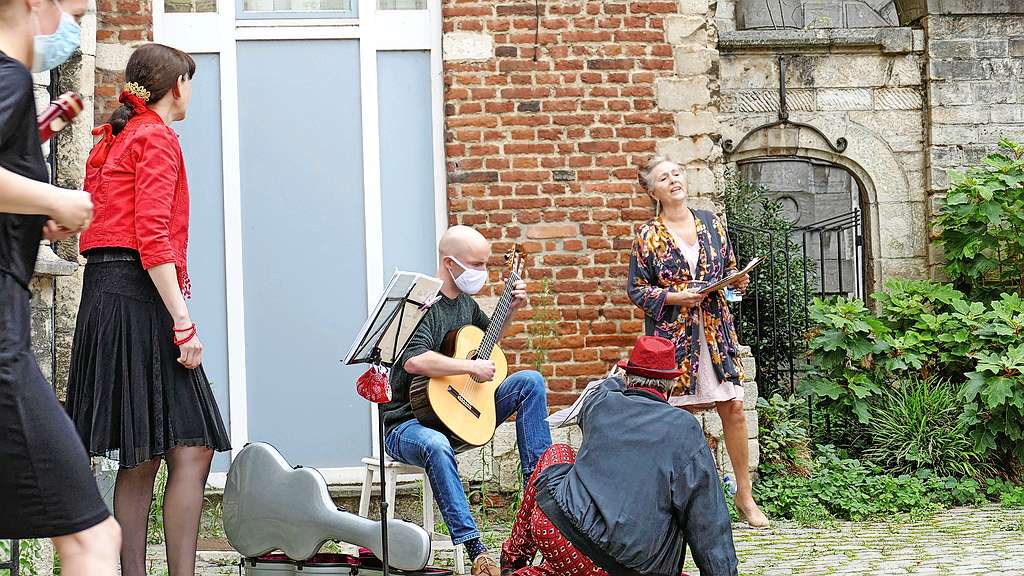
32, 10, 82, 73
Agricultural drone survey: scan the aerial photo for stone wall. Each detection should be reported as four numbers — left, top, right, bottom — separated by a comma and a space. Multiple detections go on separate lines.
718, 28, 931, 287
922, 5, 1024, 271
29, 0, 98, 399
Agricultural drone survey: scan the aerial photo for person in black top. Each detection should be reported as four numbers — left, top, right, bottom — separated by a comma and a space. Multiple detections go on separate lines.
0, 0, 121, 572
382, 225, 552, 576
501, 336, 738, 576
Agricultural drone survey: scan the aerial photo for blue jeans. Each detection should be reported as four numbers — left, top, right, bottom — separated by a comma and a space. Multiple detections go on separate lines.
384, 370, 552, 546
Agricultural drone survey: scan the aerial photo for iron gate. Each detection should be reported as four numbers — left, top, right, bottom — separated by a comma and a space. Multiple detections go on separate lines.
729, 209, 865, 399
1, 540, 19, 576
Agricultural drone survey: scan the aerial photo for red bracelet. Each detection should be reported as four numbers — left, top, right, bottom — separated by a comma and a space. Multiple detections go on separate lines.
173, 325, 197, 346
173, 323, 195, 332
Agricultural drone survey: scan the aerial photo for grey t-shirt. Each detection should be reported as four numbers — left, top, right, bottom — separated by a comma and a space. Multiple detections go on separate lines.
382, 292, 490, 434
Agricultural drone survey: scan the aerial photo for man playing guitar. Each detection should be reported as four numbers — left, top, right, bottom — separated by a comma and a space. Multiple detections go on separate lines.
381, 225, 552, 576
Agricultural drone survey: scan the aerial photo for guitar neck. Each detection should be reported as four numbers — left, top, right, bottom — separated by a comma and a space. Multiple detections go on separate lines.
477, 273, 519, 360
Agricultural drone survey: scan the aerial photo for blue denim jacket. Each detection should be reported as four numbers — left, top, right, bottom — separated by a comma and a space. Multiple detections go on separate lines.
534, 377, 738, 576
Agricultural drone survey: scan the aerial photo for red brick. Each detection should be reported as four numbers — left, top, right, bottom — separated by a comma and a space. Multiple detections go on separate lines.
542, 100, 579, 112
630, 1, 677, 12
445, 5, 492, 16
562, 31, 613, 42
505, 115, 552, 127
526, 224, 578, 239
587, 59, 635, 70
552, 114, 595, 126
496, 3, 534, 16
578, 141, 620, 153
504, 143, 555, 154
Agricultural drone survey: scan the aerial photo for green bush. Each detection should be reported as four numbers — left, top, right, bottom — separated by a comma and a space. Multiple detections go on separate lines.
801, 296, 888, 424
864, 376, 988, 478
872, 279, 981, 379
934, 138, 1024, 300
756, 445, 998, 523
0, 539, 45, 576
802, 282, 1024, 469
756, 393, 812, 476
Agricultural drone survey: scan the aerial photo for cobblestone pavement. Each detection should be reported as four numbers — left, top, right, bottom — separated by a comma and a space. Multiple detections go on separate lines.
157, 505, 1024, 575
690, 505, 1024, 576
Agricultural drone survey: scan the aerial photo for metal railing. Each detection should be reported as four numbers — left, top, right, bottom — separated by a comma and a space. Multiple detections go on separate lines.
728, 210, 864, 400
1, 540, 20, 576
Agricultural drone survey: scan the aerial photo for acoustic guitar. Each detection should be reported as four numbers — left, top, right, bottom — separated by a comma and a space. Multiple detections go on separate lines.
409, 245, 527, 451
223, 442, 431, 572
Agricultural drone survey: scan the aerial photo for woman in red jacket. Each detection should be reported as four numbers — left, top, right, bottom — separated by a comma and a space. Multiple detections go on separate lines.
66, 43, 230, 576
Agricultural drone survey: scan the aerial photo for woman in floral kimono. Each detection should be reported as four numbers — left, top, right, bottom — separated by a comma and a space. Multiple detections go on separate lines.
626, 155, 769, 529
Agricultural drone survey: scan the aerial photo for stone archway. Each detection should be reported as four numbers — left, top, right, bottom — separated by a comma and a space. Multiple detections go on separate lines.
892, 0, 928, 24
723, 118, 924, 295
735, 0, 902, 30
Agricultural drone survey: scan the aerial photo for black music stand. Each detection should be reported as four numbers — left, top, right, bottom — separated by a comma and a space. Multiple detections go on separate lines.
345, 271, 442, 576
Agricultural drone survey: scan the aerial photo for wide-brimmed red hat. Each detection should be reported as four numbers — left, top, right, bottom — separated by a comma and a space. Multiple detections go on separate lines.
617, 336, 684, 379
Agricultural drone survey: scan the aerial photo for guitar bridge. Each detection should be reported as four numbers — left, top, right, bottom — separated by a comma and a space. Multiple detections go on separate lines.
447, 386, 481, 418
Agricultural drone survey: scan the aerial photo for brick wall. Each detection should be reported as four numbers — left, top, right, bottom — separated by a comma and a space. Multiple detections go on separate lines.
442, 1, 684, 406
93, 0, 152, 125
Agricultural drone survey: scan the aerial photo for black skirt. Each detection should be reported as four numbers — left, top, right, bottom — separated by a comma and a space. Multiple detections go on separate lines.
66, 249, 230, 469
0, 272, 111, 538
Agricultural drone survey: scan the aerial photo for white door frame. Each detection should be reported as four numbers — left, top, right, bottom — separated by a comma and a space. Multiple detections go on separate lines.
152, 0, 447, 483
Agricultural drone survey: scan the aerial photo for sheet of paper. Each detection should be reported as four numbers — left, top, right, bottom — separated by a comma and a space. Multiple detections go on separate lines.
546, 366, 623, 428
697, 257, 762, 294
344, 270, 442, 365
546, 380, 602, 428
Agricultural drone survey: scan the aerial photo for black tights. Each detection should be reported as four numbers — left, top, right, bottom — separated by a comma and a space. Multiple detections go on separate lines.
115, 445, 214, 576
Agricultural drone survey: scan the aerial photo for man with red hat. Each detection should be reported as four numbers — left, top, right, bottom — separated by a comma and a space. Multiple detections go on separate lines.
500, 335, 738, 576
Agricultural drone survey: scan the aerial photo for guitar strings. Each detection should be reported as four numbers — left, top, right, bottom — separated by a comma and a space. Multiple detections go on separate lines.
471, 271, 519, 398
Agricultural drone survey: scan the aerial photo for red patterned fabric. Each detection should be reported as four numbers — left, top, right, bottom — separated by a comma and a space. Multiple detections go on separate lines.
356, 365, 392, 404
501, 444, 607, 576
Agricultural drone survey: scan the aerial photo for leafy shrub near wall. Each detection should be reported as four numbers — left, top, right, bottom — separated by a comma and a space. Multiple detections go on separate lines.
801, 279, 1024, 471
934, 138, 1024, 300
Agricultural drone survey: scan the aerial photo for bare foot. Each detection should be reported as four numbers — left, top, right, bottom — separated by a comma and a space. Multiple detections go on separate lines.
736, 499, 770, 529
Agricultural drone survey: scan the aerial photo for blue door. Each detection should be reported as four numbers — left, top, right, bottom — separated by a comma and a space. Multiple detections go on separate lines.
162, 0, 441, 472
176, 53, 231, 472
236, 39, 371, 467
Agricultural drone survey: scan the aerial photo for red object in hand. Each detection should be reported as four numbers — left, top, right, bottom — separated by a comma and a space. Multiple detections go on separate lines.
356, 365, 391, 404
38, 91, 84, 143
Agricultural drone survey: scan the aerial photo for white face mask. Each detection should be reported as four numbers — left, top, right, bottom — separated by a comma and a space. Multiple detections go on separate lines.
32, 8, 81, 73
448, 256, 487, 295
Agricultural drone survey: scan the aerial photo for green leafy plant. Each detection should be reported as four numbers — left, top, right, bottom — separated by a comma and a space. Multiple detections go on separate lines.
0, 539, 45, 576
756, 394, 812, 476
801, 296, 888, 423
525, 278, 558, 374
148, 462, 169, 544
872, 279, 980, 378
934, 138, 1024, 299
756, 445, 995, 523
864, 376, 988, 478
963, 342, 1024, 461
802, 284, 1024, 469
